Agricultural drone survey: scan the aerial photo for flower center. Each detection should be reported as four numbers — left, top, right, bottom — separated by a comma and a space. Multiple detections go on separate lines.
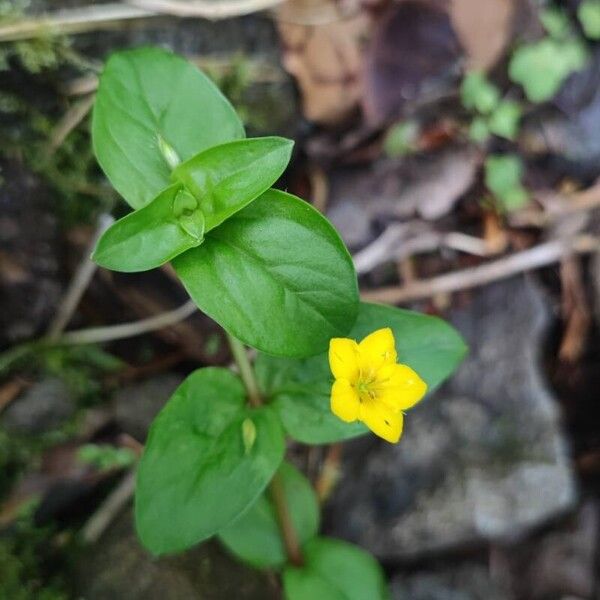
355, 378, 377, 403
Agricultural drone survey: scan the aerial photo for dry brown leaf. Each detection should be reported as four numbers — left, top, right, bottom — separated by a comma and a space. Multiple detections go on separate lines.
449, 0, 516, 71
277, 1, 372, 125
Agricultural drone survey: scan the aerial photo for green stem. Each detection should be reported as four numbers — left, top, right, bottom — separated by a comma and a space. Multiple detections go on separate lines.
226, 333, 262, 408
225, 332, 303, 566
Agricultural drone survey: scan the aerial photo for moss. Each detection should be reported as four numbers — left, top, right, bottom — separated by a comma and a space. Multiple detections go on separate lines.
0, 504, 70, 600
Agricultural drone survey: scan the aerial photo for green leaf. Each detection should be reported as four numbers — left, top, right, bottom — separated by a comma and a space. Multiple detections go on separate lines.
487, 100, 522, 140
540, 7, 572, 39
218, 461, 319, 569
256, 302, 467, 444
468, 116, 490, 143
92, 185, 205, 272
173, 189, 359, 358
578, 0, 600, 39
135, 368, 285, 555
484, 154, 529, 211
383, 121, 418, 157
509, 38, 588, 102
283, 537, 389, 600
172, 137, 294, 231
93, 47, 245, 209
460, 71, 500, 114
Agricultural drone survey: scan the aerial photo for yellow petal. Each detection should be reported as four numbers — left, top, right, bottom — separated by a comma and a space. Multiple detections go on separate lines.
358, 327, 397, 372
376, 363, 427, 411
329, 338, 359, 381
330, 379, 360, 422
359, 401, 404, 443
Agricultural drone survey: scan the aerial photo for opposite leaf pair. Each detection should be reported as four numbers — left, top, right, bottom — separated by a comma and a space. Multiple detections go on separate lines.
93, 136, 294, 272
91, 47, 358, 357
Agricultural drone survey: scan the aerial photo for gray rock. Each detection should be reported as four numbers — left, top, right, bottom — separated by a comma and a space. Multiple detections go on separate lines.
2, 378, 74, 435
0, 159, 62, 345
113, 374, 183, 441
74, 509, 273, 600
392, 562, 508, 600
327, 277, 577, 560
505, 501, 598, 600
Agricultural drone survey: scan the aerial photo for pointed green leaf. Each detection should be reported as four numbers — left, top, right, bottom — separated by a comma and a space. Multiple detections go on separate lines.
256, 302, 467, 444
92, 185, 204, 272
283, 537, 389, 600
135, 368, 285, 555
173, 189, 359, 358
93, 47, 244, 209
172, 137, 294, 231
219, 461, 319, 569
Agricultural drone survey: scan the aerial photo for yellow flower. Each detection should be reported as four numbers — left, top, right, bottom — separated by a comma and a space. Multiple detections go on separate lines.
328, 328, 427, 443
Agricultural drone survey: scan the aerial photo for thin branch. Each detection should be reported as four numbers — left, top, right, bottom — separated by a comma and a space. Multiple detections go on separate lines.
81, 470, 136, 544
511, 181, 600, 227
59, 300, 197, 345
44, 93, 96, 158
0, 4, 156, 42
362, 235, 600, 305
128, 0, 284, 19
353, 223, 489, 275
46, 214, 114, 341
315, 443, 342, 504
0, 0, 284, 42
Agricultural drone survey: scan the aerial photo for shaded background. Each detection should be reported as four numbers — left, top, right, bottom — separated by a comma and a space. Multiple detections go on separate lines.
0, 0, 599, 598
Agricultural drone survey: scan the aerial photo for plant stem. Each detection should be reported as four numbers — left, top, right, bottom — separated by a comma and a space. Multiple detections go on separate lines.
225, 332, 303, 565
269, 472, 304, 566
225, 333, 262, 408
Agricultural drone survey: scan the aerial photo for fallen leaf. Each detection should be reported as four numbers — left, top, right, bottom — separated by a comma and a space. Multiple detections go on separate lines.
450, 0, 517, 71
277, 0, 372, 124
363, 0, 462, 124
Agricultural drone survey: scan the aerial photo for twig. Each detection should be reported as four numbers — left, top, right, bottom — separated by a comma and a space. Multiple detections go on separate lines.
558, 257, 591, 363
308, 164, 328, 213
314, 443, 342, 504
353, 223, 489, 275
0, 0, 284, 42
0, 4, 156, 42
59, 75, 99, 96
81, 470, 136, 544
1, 300, 198, 375
58, 56, 282, 97
46, 214, 114, 341
362, 235, 600, 305
44, 93, 96, 158
511, 181, 600, 227
59, 299, 197, 345
0, 379, 28, 414
128, 0, 284, 19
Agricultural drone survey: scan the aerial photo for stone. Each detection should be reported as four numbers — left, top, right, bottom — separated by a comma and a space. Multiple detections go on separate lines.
326, 277, 577, 560
0, 159, 62, 346
391, 562, 508, 600
73, 509, 273, 600
504, 501, 598, 600
2, 378, 74, 435
113, 374, 183, 441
